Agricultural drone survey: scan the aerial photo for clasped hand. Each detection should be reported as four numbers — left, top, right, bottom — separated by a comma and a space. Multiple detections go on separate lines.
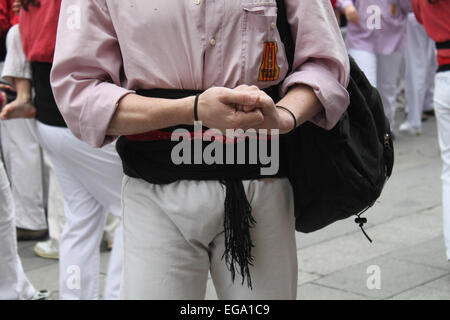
197, 85, 293, 135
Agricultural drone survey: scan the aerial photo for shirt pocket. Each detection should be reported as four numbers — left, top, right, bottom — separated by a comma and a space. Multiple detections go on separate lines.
241, 1, 288, 87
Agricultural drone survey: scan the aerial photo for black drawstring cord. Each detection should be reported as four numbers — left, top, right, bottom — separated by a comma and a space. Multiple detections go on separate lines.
355, 206, 373, 243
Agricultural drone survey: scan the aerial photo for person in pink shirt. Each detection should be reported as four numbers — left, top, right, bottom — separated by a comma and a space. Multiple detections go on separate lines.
51, 0, 350, 299
337, 0, 411, 132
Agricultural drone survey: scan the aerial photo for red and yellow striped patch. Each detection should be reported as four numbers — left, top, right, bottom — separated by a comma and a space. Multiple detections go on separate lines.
258, 41, 280, 82
391, 4, 397, 16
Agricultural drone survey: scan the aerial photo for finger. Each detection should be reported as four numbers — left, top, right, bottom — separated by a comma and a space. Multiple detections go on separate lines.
234, 84, 250, 92
234, 110, 264, 130
256, 93, 275, 113
220, 89, 260, 106
243, 104, 258, 113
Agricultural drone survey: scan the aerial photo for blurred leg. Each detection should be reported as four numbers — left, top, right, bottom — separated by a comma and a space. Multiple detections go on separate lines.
348, 48, 377, 87
36, 123, 108, 299
423, 37, 438, 113
53, 137, 123, 299
120, 178, 219, 299
0, 156, 35, 300
377, 51, 404, 131
433, 71, 450, 260
0, 119, 47, 231
103, 222, 122, 300
405, 14, 428, 130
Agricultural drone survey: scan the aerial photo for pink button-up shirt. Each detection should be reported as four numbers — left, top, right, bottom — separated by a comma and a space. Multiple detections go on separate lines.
51, 0, 350, 147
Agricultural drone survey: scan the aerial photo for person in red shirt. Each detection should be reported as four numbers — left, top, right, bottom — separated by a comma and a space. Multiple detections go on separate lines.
413, 0, 450, 261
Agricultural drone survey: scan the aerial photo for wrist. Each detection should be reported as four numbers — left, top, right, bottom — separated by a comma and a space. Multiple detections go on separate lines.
178, 95, 196, 125
17, 94, 32, 104
277, 106, 297, 135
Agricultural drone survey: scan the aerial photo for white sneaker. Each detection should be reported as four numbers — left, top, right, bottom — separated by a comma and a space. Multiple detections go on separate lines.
34, 239, 59, 260
31, 290, 50, 300
399, 122, 422, 136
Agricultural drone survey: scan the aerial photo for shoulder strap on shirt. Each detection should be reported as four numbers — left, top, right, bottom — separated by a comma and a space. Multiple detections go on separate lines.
276, 0, 295, 74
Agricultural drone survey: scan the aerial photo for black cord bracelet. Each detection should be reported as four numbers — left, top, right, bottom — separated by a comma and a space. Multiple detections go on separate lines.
276, 105, 297, 134
194, 94, 201, 122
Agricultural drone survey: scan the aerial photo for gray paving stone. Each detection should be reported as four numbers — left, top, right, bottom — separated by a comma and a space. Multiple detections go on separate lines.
25, 263, 59, 295
390, 237, 450, 271
298, 233, 397, 275
314, 256, 449, 299
425, 274, 450, 291
391, 287, 450, 300
297, 283, 367, 300
298, 271, 321, 286
18, 241, 58, 273
17, 241, 36, 250
366, 206, 443, 247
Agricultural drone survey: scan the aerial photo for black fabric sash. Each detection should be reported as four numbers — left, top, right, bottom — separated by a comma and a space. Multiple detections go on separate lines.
116, 88, 287, 288
31, 62, 67, 128
437, 64, 450, 73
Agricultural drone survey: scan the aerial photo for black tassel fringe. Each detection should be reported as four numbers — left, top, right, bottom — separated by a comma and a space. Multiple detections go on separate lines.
220, 180, 256, 289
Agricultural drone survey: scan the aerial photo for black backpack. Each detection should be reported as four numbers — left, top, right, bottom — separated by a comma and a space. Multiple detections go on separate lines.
275, 0, 394, 240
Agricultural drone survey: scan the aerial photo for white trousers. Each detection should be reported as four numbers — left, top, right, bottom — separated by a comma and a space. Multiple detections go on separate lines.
121, 177, 298, 300
0, 24, 48, 231
349, 48, 404, 130
434, 71, 450, 260
0, 156, 36, 300
0, 119, 49, 230
36, 123, 123, 300
404, 13, 437, 129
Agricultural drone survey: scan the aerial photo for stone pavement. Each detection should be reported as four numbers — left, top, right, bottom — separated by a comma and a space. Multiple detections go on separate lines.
18, 109, 450, 300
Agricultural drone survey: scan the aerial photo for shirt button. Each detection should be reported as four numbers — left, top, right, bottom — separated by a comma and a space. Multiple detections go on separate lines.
194, 0, 200, 5
270, 22, 276, 29
210, 38, 216, 46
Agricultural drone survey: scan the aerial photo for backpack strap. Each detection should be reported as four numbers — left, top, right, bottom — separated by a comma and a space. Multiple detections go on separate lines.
276, 0, 295, 75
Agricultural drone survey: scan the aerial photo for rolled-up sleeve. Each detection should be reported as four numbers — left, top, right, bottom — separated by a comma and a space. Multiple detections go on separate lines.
281, 0, 350, 130
50, 0, 134, 147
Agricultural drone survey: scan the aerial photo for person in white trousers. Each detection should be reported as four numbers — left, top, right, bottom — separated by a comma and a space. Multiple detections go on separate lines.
0, 153, 48, 300
435, 73, 450, 261
0, 24, 49, 240
36, 125, 124, 299
411, 0, 450, 262
400, 13, 437, 136
338, 0, 411, 132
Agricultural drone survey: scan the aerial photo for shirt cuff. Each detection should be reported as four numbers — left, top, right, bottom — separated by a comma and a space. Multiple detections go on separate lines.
79, 83, 134, 147
280, 63, 350, 130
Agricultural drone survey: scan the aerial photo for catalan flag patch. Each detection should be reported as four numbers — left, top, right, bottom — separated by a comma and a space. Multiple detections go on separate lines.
391, 4, 397, 16
258, 41, 280, 82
